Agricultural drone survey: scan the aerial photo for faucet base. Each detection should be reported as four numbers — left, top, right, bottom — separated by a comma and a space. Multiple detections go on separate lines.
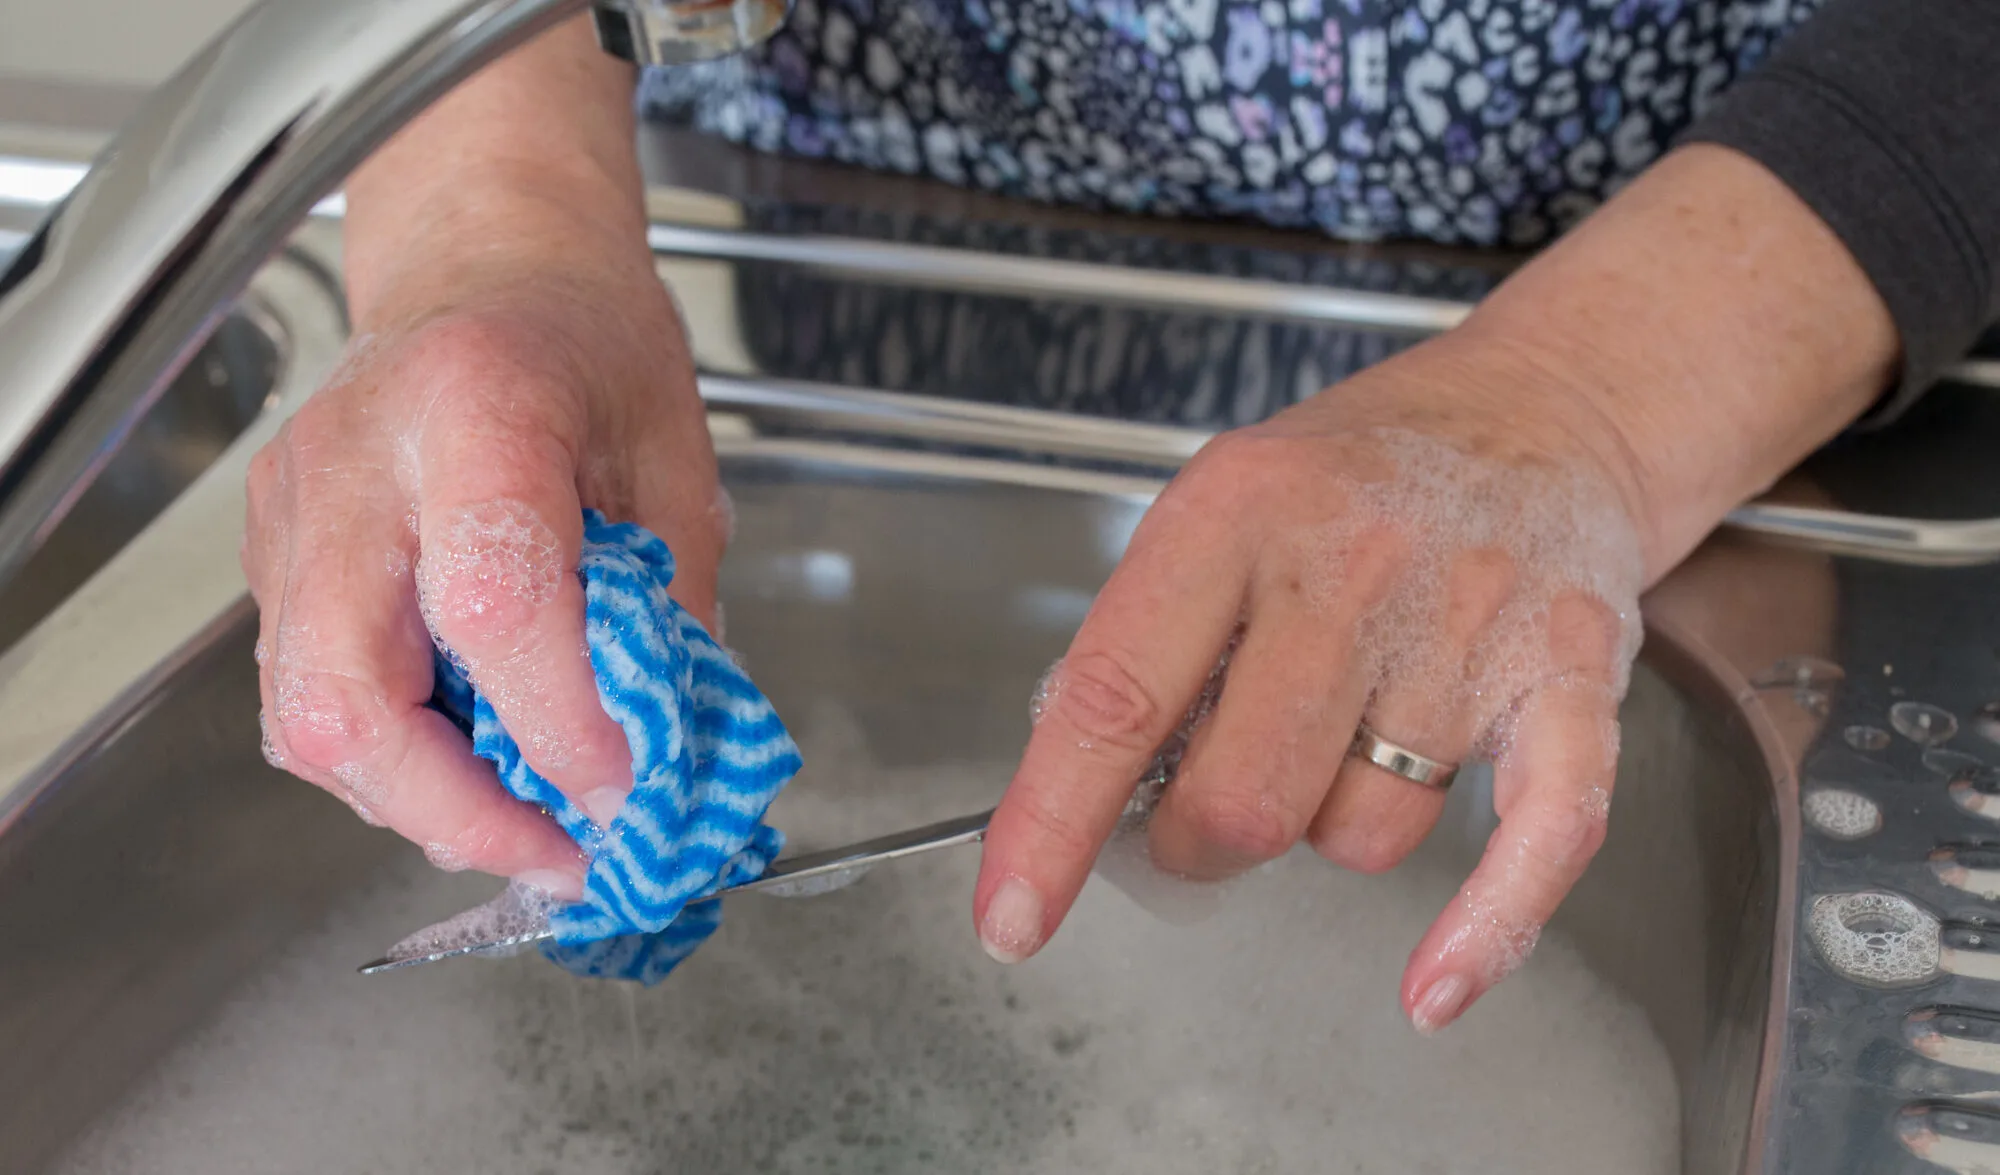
591, 0, 793, 65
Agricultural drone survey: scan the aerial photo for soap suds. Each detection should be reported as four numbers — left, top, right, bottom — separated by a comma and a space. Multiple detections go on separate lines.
54, 711, 1679, 1175
330, 761, 388, 808
423, 841, 471, 873
414, 499, 572, 764
1437, 886, 1545, 987
256, 711, 284, 768
1802, 788, 1882, 840
415, 499, 564, 636
1807, 891, 1940, 987
1045, 431, 1641, 926
381, 880, 564, 964
1328, 431, 1643, 762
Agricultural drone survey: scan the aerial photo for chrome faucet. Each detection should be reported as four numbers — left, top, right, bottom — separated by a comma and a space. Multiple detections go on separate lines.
0, 0, 788, 593
590, 0, 793, 64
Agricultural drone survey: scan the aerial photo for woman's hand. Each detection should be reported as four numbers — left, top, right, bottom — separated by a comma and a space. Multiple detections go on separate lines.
241, 17, 709, 898
975, 144, 1902, 1033
975, 338, 1646, 1032
243, 269, 719, 899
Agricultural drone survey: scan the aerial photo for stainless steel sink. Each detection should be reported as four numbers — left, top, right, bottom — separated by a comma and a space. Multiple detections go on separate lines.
0, 226, 1784, 1172
0, 307, 278, 652
8, 0, 2000, 1164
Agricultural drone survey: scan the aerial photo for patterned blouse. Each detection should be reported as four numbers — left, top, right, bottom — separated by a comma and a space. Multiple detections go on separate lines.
641, 0, 1827, 248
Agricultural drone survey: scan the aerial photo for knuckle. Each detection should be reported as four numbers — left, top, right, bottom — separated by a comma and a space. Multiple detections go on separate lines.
1047, 649, 1164, 750
404, 318, 586, 438
1546, 591, 1621, 672
269, 670, 385, 774
280, 397, 355, 461
1445, 548, 1517, 638
1182, 785, 1300, 863
425, 823, 505, 874
1007, 785, 1100, 864
1524, 799, 1610, 876
416, 500, 568, 649
418, 560, 544, 645
1183, 432, 1301, 507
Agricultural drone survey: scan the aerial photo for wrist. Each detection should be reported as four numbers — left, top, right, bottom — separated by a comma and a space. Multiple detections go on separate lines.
341, 13, 648, 329
1452, 145, 1898, 581
345, 184, 661, 337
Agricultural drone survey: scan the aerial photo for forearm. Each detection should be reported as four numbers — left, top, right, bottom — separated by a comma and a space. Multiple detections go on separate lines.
343, 16, 649, 330
1454, 143, 1899, 583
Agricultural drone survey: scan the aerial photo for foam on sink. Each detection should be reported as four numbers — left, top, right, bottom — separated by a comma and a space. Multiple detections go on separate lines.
53, 701, 1679, 1175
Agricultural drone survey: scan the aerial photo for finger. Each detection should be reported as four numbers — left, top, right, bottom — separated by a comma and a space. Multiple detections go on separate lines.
1400, 592, 1623, 1035
270, 411, 586, 894
1309, 546, 1514, 873
412, 377, 634, 827
244, 436, 304, 783
974, 456, 1258, 963
1146, 529, 1401, 880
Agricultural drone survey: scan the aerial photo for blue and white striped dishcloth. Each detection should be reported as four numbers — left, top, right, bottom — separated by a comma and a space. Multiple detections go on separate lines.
431, 509, 802, 984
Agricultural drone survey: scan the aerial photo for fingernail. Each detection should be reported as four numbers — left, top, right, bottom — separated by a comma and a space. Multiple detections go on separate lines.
580, 786, 628, 828
979, 877, 1045, 964
515, 867, 587, 903
1411, 974, 1470, 1036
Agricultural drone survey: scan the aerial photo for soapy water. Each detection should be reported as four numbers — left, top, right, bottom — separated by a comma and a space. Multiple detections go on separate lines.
53, 711, 1680, 1175
73, 437, 1678, 1170
1801, 788, 1882, 840
60, 652, 1686, 1174
1808, 891, 1940, 988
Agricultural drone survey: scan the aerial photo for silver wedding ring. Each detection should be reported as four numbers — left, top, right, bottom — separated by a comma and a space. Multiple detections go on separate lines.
1349, 724, 1459, 791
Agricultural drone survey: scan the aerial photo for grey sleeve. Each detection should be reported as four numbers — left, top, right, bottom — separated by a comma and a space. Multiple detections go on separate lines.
1681, 0, 2000, 426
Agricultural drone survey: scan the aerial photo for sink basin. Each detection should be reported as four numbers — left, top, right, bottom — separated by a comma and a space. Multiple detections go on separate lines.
0, 308, 277, 652
0, 299, 1777, 1171
0, 192, 1790, 1171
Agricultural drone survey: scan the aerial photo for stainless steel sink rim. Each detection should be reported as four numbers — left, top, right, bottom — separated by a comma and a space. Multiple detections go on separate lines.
5, 147, 1999, 569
